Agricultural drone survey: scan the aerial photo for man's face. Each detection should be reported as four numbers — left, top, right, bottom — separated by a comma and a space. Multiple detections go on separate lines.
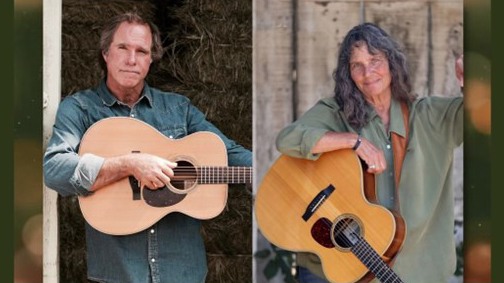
103, 22, 153, 92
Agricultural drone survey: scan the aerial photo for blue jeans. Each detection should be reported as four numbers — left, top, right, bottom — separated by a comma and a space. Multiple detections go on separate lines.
297, 266, 330, 283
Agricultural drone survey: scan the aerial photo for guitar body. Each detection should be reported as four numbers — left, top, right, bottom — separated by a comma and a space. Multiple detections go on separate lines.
78, 117, 229, 235
255, 150, 405, 283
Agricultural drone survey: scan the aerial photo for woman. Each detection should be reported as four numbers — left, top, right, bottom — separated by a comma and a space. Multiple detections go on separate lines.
276, 23, 463, 283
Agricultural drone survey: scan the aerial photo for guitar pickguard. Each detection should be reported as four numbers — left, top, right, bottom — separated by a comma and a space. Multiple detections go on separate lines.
142, 186, 187, 207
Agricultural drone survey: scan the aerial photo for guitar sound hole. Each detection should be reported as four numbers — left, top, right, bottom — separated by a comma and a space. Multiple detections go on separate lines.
171, 160, 197, 191
332, 216, 361, 249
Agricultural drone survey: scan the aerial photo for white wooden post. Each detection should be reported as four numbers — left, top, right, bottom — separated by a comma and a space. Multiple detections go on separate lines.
42, 0, 62, 282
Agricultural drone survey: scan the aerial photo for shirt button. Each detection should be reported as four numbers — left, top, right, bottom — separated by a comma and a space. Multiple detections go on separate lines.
151, 258, 156, 263
386, 144, 391, 149
150, 229, 155, 234
130, 114, 135, 118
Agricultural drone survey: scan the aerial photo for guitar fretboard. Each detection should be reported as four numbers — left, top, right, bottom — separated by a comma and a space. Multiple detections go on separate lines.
197, 166, 252, 184
351, 237, 404, 283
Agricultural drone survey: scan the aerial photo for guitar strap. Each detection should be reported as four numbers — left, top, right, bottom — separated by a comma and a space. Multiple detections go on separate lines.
390, 102, 410, 211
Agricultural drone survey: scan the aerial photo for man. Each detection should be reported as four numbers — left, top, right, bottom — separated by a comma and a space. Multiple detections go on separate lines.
44, 12, 251, 283
275, 23, 463, 283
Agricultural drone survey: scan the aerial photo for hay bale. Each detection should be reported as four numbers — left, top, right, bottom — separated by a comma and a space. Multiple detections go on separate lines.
207, 253, 252, 283
203, 184, 252, 283
61, 50, 101, 96
63, 0, 156, 25
152, 0, 252, 147
58, 197, 89, 283
202, 184, 252, 254
159, 0, 252, 89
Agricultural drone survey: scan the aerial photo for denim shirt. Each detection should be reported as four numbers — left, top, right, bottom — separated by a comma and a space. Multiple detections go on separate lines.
43, 80, 252, 283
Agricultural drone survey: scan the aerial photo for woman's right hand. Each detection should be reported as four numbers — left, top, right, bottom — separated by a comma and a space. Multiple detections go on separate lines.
354, 136, 387, 174
311, 132, 386, 174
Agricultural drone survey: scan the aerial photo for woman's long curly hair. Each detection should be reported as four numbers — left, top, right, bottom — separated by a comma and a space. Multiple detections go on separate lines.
333, 23, 416, 130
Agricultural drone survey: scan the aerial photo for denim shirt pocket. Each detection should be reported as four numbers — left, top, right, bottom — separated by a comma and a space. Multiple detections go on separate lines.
158, 124, 187, 139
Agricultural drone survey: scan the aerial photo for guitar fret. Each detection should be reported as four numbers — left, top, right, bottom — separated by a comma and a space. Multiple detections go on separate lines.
195, 166, 252, 184
205, 166, 209, 184
231, 166, 234, 183
201, 166, 205, 184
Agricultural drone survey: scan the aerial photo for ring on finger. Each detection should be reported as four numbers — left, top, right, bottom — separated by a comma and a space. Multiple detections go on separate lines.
369, 164, 377, 169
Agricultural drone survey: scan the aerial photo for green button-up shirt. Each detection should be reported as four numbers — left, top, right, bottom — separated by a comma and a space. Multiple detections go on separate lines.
276, 95, 463, 283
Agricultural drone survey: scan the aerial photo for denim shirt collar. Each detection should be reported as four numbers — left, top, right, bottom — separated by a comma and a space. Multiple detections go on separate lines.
97, 79, 154, 108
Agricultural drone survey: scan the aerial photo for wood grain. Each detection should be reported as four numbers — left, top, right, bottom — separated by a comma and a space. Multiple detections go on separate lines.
255, 149, 405, 283
78, 117, 236, 235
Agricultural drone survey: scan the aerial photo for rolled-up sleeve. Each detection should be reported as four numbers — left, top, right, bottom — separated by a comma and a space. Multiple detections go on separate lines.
43, 98, 104, 196
275, 98, 344, 160
276, 124, 329, 160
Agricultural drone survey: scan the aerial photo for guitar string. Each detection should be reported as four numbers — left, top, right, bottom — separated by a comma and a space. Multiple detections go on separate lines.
329, 218, 397, 282
170, 167, 252, 180
154, 166, 252, 183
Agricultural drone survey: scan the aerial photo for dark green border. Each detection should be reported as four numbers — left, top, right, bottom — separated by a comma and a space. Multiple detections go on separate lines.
463, 0, 494, 281
491, 0, 502, 281
0, 0, 498, 282
0, 0, 14, 282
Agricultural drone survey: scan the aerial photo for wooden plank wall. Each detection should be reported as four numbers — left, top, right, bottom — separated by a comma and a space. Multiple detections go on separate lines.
253, 1, 294, 282
253, 0, 462, 282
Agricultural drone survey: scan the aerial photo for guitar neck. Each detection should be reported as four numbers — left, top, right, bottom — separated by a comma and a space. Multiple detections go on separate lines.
197, 166, 252, 184
351, 239, 403, 283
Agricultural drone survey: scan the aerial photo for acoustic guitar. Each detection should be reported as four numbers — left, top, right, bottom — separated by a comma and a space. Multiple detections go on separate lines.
255, 149, 406, 283
77, 117, 252, 235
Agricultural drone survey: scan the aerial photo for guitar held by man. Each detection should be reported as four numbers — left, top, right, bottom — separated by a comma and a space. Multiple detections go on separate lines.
78, 117, 253, 235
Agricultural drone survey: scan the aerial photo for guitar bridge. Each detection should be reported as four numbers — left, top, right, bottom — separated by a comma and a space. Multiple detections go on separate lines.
302, 184, 335, 221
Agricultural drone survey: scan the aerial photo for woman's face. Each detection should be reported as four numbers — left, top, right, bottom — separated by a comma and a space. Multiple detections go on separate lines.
349, 43, 392, 100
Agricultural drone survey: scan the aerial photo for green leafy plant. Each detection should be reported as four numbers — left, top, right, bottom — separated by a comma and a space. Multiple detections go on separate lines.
255, 243, 297, 283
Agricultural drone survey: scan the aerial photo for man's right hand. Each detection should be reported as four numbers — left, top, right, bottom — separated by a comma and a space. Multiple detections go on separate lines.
128, 153, 178, 190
